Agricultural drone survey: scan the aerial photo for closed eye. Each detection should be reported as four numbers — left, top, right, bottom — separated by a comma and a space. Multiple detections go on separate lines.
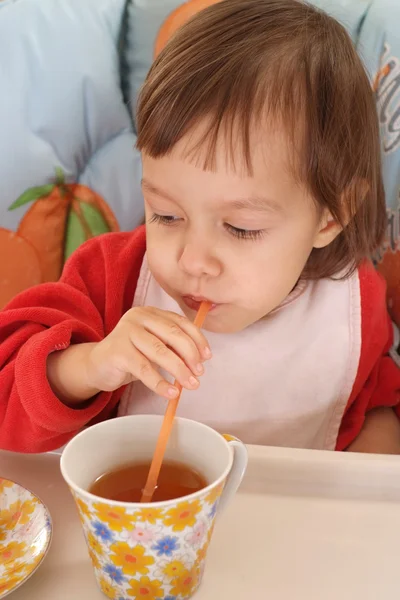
224, 223, 266, 241
148, 213, 180, 226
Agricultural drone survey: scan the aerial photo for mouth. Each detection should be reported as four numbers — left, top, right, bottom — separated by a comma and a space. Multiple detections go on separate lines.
181, 295, 218, 312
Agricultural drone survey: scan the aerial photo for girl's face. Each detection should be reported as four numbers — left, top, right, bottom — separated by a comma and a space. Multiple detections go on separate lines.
142, 127, 339, 333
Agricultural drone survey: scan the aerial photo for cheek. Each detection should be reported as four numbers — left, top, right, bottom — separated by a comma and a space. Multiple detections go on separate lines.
146, 230, 178, 281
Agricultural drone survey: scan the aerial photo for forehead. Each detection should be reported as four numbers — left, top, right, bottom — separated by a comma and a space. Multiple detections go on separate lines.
181, 118, 297, 175
142, 131, 314, 220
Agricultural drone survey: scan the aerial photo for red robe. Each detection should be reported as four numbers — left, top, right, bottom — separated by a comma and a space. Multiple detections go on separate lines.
0, 227, 399, 452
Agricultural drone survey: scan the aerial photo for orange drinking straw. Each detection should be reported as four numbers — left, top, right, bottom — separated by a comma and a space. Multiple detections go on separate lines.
141, 301, 212, 503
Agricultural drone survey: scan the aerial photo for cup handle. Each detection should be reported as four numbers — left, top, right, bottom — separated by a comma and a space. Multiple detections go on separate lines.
217, 434, 248, 513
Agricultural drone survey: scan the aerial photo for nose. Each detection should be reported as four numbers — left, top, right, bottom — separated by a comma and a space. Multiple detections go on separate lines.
178, 239, 222, 278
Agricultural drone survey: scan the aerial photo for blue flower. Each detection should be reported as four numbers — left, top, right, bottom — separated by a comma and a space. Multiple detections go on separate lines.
92, 520, 114, 543
209, 501, 218, 519
103, 564, 126, 584
164, 597, 177, 600
152, 535, 179, 557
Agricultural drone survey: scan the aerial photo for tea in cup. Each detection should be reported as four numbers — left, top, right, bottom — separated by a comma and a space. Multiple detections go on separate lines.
60, 415, 247, 600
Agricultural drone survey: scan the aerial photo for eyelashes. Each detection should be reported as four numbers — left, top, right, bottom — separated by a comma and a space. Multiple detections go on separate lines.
148, 213, 266, 242
148, 214, 180, 226
224, 224, 265, 241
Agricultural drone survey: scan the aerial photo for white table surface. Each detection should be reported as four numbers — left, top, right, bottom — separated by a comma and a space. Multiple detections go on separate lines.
2, 446, 400, 599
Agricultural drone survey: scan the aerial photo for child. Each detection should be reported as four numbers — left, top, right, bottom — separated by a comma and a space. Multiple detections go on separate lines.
1, 0, 400, 454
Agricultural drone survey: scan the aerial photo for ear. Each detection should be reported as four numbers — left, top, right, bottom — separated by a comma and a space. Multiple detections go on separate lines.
313, 208, 343, 249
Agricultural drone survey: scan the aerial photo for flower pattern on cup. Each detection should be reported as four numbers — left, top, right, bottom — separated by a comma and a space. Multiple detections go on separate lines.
92, 520, 114, 543
185, 520, 207, 548
122, 524, 157, 546
170, 565, 199, 598
76, 497, 92, 521
205, 483, 224, 506
127, 575, 164, 599
99, 575, 117, 599
103, 563, 126, 585
135, 507, 165, 525
163, 500, 201, 532
162, 559, 187, 580
94, 503, 136, 532
152, 536, 179, 557
110, 542, 155, 576
71, 475, 228, 600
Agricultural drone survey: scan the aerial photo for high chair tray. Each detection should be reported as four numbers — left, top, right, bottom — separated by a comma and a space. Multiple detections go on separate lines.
1, 445, 400, 600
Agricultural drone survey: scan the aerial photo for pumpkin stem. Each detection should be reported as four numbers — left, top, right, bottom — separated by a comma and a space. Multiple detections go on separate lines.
55, 167, 65, 185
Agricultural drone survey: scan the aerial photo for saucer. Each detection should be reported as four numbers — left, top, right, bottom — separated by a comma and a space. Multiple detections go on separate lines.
0, 478, 52, 598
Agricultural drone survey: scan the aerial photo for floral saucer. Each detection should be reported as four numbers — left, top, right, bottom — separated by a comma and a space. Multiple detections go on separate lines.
0, 478, 52, 598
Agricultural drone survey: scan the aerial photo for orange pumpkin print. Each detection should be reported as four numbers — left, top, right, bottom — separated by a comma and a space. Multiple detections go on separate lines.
155, 0, 222, 57
0, 229, 42, 309
0, 169, 119, 309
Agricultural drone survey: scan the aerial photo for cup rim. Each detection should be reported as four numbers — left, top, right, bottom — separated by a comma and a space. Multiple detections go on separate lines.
60, 415, 234, 508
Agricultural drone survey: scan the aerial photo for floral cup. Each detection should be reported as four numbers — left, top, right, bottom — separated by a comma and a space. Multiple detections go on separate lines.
60, 415, 247, 600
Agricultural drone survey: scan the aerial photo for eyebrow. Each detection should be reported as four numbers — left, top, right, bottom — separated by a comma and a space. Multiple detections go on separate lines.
141, 179, 282, 214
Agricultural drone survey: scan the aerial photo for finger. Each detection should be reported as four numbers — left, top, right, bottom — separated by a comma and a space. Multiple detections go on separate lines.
165, 311, 211, 360
130, 329, 201, 390
125, 346, 181, 400
144, 309, 211, 365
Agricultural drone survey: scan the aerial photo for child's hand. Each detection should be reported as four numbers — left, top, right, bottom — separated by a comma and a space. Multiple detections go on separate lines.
86, 307, 211, 399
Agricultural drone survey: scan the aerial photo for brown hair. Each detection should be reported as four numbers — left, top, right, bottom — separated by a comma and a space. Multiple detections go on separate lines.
136, 0, 385, 279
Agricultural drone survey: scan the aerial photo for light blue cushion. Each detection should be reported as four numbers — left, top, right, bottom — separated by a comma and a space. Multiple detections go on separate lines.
124, 0, 374, 132
0, 0, 144, 233
124, 0, 183, 130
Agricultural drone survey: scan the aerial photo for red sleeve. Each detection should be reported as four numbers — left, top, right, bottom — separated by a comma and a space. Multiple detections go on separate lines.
0, 227, 146, 453
336, 262, 400, 450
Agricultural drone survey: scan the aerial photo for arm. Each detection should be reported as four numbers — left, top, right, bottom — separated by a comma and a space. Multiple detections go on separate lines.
346, 407, 400, 454
337, 263, 400, 453
0, 228, 146, 453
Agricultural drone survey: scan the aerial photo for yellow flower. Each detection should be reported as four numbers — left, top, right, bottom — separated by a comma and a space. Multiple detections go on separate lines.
163, 559, 187, 579
127, 576, 163, 599
76, 498, 92, 520
11, 563, 29, 577
110, 542, 154, 575
196, 542, 209, 565
0, 478, 13, 495
93, 503, 136, 532
205, 483, 224, 505
136, 507, 164, 525
89, 549, 101, 570
99, 576, 117, 599
2, 499, 36, 530
163, 499, 201, 531
0, 574, 21, 595
87, 532, 104, 556
0, 541, 27, 563
0, 563, 29, 594
170, 566, 199, 597
0, 527, 7, 542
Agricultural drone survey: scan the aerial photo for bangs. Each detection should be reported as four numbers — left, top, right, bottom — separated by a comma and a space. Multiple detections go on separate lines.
136, 6, 304, 177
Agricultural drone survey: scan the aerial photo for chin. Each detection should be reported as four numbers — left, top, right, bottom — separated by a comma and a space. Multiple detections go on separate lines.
201, 314, 247, 334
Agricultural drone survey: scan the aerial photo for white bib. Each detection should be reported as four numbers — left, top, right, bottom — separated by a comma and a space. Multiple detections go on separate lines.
119, 256, 361, 450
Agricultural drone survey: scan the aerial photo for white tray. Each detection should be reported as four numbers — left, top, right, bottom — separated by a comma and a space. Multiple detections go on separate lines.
1, 446, 400, 599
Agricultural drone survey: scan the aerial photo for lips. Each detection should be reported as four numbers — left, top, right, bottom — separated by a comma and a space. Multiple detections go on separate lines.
181, 296, 218, 312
